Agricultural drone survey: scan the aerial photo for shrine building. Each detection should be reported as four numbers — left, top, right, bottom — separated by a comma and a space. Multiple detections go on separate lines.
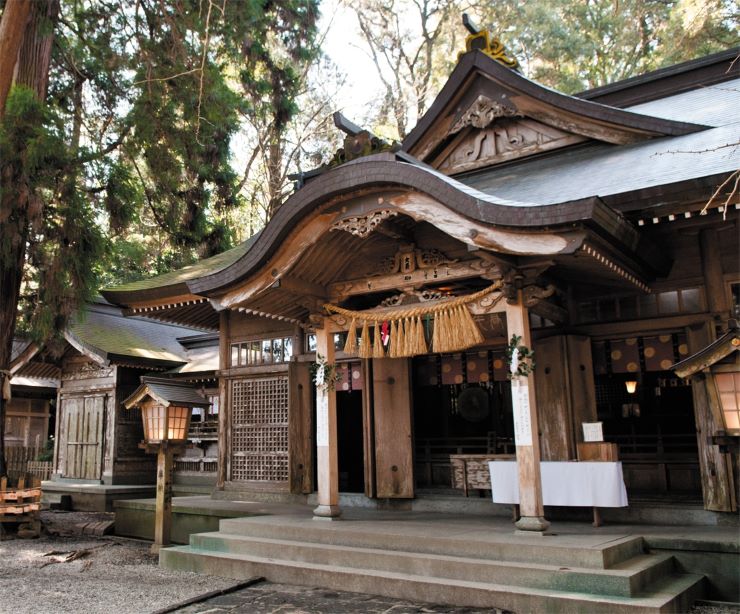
102, 36, 740, 527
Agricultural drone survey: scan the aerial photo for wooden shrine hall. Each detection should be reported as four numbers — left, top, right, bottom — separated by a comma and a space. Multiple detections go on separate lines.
103, 34, 740, 529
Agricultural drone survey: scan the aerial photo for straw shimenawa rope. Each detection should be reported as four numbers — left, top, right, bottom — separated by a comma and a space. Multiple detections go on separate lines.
327, 281, 503, 357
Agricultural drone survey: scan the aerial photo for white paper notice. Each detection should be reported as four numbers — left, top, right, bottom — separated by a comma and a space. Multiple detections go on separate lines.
316, 393, 329, 447
511, 379, 533, 446
582, 422, 604, 442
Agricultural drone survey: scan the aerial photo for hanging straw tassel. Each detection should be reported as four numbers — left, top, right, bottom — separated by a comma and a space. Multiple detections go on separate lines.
344, 318, 357, 355
395, 319, 406, 358
459, 304, 484, 348
401, 318, 412, 356
431, 311, 441, 353
388, 320, 398, 358
358, 321, 371, 358
372, 321, 385, 358
413, 316, 428, 355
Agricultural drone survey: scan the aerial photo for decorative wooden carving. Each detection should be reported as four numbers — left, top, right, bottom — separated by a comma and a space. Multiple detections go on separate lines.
438, 118, 584, 174
330, 209, 398, 238
376, 243, 457, 277
474, 313, 505, 337
329, 258, 499, 301
522, 283, 556, 308
62, 362, 114, 381
379, 289, 444, 307
449, 95, 519, 134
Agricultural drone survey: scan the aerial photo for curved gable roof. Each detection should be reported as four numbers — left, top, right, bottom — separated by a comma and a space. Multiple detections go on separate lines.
185, 157, 645, 297
403, 50, 706, 164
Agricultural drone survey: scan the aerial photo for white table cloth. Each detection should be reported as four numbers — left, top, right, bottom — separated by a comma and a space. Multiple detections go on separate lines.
489, 461, 629, 507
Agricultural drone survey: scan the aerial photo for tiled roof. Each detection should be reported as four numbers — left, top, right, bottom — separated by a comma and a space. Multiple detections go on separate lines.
459, 79, 740, 206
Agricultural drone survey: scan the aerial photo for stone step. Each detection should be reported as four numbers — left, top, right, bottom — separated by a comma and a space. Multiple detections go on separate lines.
160, 545, 705, 614
189, 531, 676, 597
218, 515, 645, 569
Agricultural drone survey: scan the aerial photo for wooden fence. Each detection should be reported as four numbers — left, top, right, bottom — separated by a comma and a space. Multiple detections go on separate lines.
5, 441, 51, 481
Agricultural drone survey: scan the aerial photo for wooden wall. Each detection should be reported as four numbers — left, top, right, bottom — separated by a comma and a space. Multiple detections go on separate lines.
533, 335, 597, 461
372, 358, 414, 498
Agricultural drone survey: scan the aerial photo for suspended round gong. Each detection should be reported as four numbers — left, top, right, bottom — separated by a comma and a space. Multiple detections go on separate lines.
458, 386, 490, 422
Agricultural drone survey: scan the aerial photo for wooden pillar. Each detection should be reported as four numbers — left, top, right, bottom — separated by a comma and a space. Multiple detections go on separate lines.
506, 291, 549, 532
216, 310, 230, 489
153, 443, 174, 552
313, 323, 341, 519
699, 229, 730, 315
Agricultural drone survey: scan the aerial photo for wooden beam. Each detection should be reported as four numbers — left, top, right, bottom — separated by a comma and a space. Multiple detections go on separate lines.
505, 292, 549, 532
329, 258, 498, 301
271, 275, 327, 300
313, 323, 341, 519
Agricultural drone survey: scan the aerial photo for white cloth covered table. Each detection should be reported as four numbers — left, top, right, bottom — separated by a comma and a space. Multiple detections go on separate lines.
489, 461, 629, 508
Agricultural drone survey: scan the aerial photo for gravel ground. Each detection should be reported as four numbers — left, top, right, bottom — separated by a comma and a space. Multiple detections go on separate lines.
0, 511, 235, 614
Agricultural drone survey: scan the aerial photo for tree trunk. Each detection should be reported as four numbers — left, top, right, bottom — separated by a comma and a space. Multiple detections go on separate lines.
0, 0, 60, 478
0, 0, 32, 117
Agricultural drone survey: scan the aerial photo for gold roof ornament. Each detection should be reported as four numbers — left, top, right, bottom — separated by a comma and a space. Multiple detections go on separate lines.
460, 14, 519, 70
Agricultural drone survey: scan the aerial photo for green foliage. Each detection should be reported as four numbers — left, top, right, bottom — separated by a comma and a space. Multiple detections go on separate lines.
2, 0, 321, 348
472, 0, 739, 93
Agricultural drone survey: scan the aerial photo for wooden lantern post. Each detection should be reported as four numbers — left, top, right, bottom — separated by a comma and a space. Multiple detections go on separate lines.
313, 322, 341, 519
138, 400, 192, 552
505, 289, 549, 533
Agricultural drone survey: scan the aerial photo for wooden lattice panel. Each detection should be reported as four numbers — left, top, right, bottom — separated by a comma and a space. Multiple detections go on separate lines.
230, 376, 289, 483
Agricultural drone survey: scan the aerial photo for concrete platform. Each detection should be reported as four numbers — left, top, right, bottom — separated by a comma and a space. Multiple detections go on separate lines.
161, 508, 713, 613
114, 495, 739, 604
114, 496, 305, 544
41, 481, 156, 512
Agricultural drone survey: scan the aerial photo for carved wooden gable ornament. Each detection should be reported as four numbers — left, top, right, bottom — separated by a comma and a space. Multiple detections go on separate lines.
402, 47, 703, 176
435, 95, 585, 174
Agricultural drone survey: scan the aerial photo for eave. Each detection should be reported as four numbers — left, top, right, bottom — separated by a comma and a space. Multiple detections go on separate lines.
186, 159, 661, 299
673, 322, 740, 378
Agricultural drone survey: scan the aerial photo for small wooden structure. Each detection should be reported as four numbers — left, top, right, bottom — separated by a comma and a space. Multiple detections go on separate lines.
450, 454, 515, 496
0, 476, 42, 538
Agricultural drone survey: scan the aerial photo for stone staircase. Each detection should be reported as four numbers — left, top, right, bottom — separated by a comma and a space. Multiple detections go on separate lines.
160, 513, 705, 613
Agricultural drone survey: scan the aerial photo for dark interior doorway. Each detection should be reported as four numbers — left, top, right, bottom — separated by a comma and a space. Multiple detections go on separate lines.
596, 371, 701, 499
411, 352, 513, 491
337, 390, 365, 493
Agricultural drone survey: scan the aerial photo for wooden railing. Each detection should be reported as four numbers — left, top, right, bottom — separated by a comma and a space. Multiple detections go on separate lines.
188, 420, 219, 440
174, 457, 218, 474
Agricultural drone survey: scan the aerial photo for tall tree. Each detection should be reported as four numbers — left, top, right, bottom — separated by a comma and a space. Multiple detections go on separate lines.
0, 0, 319, 477
1, 0, 62, 477
346, 0, 738, 141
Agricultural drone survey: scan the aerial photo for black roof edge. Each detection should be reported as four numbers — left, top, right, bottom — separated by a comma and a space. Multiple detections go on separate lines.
578, 47, 740, 107
177, 332, 220, 348
109, 354, 186, 369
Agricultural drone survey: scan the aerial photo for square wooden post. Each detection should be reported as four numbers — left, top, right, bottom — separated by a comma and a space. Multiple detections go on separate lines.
506, 291, 549, 533
153, 443, 174, 552
313, 323, 341, 519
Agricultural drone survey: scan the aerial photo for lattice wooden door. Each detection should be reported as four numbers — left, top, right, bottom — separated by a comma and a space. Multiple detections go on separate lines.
230, 376, 290, 484
62, 395, 105, 480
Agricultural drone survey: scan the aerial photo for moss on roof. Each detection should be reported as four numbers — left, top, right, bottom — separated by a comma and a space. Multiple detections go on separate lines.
67, 304, 203, 364
104, 233, 259, 294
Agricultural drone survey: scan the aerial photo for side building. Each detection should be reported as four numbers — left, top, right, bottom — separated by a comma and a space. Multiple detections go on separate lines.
9, 299, 218, 510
